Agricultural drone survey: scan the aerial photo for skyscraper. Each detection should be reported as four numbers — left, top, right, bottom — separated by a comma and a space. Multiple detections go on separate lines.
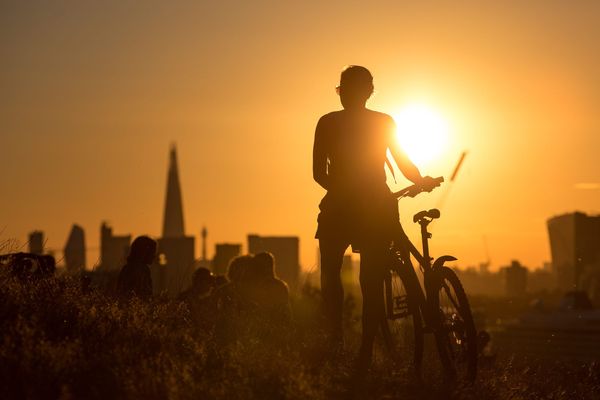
162, 144, 185, 238
548, 212, 600, 295
64, 224, 85, 272
501, 260, 528, 297
100, 222, 130, 270
28, 231, 44, 255
212, 243, 242, 275
154, 144, 195, 295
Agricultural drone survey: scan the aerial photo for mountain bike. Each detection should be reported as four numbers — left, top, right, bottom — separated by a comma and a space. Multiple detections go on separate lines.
381, 176, 477, 381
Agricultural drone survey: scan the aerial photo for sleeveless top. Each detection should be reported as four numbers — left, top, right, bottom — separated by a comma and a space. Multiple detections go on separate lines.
315, 109, 399, 246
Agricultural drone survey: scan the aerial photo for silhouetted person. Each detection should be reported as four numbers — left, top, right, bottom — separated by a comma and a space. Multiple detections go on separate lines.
180, 267, 216, 330
241, 252, 292, 323
213, 255, 255, 343
116, 236, 157, 299
4, 253, 54, 280
213, 255, 254, 313
214, 275, 228, 288
313, 65, 436, 367
180, 267, 215, 301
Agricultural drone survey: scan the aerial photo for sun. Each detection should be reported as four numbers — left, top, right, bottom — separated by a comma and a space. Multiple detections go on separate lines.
393, 104, 449, 167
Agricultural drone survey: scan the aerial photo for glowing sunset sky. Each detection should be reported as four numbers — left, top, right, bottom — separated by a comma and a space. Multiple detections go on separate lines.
1, 1, 599, 271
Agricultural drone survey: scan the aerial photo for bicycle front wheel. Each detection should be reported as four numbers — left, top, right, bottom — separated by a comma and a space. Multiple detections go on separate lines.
432, 266, 477, 381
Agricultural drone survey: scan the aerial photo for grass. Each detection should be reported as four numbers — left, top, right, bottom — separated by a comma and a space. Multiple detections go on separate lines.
0, 269, 598, 400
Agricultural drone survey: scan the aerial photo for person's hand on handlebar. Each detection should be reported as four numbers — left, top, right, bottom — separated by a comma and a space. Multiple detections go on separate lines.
418, 175, 442, 192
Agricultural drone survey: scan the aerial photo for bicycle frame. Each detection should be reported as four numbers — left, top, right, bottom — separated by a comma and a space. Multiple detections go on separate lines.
385, 178, 478, 380
388, 177, 457, 328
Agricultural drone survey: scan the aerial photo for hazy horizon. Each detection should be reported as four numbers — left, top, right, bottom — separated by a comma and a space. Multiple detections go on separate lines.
2, 1, 599, 271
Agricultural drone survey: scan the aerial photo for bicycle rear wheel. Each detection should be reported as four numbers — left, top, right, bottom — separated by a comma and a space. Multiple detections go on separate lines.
382, 258, 424, 375
432, 266, 477, 381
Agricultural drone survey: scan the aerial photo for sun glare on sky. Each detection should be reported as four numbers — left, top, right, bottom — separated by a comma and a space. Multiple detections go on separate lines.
393, 104, 449, 167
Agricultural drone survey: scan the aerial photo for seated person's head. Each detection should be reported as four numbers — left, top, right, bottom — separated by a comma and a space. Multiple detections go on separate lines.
227, 255, 254, 283
127, 236, 158, 265
253, 252, 275, 279
191, 267, 215, 294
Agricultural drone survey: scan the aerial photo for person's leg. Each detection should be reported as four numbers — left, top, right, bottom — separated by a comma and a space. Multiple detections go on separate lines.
319, 238, 348, 342
357, 241, 389, 367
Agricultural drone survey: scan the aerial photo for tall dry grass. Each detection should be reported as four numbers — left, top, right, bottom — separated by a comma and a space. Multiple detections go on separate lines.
0, 269, 598, 399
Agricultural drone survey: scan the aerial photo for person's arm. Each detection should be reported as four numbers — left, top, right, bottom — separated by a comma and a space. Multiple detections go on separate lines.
312, 116, 329, 190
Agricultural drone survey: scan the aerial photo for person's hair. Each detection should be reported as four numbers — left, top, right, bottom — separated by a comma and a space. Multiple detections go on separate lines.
253, 252, 275, 279
192, 267, 214, 288
227, 254, 254, 282
127, 236, 157, 265
337, 65, 374, 98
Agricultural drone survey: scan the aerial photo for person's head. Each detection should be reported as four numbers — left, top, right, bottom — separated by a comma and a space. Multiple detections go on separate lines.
253, 252, 275, 279
227, 255, 254, 283
191, 267, 215, 294
336, 65, 374, 110
127, 236, 157, 265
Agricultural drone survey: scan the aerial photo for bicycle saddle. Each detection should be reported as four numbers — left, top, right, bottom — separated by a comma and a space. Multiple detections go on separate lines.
413, 208, 441, 223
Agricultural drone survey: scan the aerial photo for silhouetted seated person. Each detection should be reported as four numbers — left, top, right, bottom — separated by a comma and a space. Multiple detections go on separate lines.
180, 268, 216, 330
4, 253, 56, 280
240, 252, 292, 324
116, 236, 157, 299
180, 267, 215, 302
214, 255, 254, 306
214, 274, 228, 289
213, 255, 255, 343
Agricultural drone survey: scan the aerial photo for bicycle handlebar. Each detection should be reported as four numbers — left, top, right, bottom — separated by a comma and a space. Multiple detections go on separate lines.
392, 176, 444, 199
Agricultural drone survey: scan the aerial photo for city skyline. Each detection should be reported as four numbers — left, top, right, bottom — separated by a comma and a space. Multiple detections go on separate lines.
2, 1, 600, 271
3, 139, 598, 272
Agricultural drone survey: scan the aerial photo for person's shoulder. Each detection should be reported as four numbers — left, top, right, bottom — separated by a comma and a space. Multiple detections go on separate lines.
368, 109, 394, 123
318, 110, 344, 125
272, 278, 289, 293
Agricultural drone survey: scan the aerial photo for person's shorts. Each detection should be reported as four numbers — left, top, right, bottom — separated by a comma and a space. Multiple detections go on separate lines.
315, 190, 400, 249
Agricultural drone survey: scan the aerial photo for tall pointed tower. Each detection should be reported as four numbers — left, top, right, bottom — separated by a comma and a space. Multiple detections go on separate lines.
162, 144, 185, 237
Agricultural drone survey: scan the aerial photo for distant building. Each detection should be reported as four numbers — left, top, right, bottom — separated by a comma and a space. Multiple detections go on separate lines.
162, 144, 186, 238
156, 236, 195, 294
548, 212, 600, 296
501, 260, 528, 297
195, 227, 211, 269
212, 243, 242, 276
64, 224, 85, 272
100, 222, 131, 270
28, 231, 44, 255
527, 268, 555, 293
201, 227, 208, 262
248, 234, 300, 287
454, 266, 503, 297
153, 145, 195, 295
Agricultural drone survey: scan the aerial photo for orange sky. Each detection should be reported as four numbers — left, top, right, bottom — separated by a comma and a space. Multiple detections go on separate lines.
1, 1, 599, 271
